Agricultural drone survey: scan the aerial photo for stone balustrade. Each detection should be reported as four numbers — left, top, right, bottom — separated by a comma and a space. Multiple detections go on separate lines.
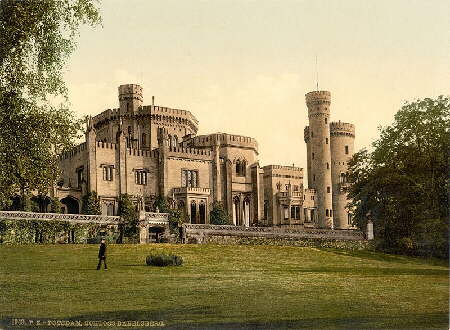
173, 187, 211, 195
183, 224, 365, 241
0, 211, 121, 224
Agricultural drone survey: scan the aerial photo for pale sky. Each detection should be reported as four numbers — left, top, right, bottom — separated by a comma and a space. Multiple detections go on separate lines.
64, 0, 450, 168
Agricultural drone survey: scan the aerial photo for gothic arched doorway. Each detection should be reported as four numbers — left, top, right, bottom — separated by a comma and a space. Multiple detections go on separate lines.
61, 196, 80, 214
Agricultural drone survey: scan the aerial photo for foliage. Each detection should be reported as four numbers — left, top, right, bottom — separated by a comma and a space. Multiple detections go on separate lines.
346, 96, 449, 258
49, 197, 63, 213
145, 254, 183, 267
0, 218, 119, 244
209, 201, 231, 225
118, 194, 138, 240
0, 0, 101, 208
153, 195, 170, 213
81, 191, 101, 215
153, 195, 184, 237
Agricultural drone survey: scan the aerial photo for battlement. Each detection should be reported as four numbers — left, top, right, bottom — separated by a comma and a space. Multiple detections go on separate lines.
167, 146, 212, 161
92, 108, 120, 126
118, 84, 143, 102
263, 165, 303, 172
60, 142, 87, 160
96, 141, 117, 150
305, 90, 331, 108
190, 133, 258, 152
127, 148, 158, 158
330, 121, 355, 137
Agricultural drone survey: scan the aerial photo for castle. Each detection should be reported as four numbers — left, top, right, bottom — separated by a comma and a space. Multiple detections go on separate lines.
55, 84, 355, 229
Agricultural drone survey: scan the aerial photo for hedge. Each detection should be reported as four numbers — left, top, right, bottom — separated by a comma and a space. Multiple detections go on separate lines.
0, 219, 120, 244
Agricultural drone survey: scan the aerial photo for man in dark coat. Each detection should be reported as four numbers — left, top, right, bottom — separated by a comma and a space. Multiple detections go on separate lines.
97, 238, 108, 270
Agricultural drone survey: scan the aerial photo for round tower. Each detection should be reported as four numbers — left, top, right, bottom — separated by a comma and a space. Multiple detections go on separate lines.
118, 84, 143, 113
330, 121, 355, 229
305, 91, 333, 228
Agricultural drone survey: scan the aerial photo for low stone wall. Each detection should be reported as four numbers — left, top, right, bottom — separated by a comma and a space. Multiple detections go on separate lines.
183, 224, 368, 249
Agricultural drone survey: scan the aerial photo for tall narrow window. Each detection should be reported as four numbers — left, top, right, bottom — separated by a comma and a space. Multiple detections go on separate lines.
103, 166, 114, 181
325, 118, 327, 124
326, 209, 329, 216
313, 174, 316, 181
326, 163, 329, 169
135, 170, 147, 185
345, 145, 349, 155
327, 186, 330, 193
142, 133, 147, 147
181, 170, 199, 188
326, 138, 328, 144
312, 153, 315, 160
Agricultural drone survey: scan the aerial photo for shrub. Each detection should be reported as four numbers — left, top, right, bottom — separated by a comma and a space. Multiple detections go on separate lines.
145, 254, 183, 267
209, 201, 231, 225
81, 191, 101, 215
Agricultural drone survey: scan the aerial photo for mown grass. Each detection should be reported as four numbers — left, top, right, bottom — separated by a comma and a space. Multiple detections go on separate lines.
0, 244, 448, 329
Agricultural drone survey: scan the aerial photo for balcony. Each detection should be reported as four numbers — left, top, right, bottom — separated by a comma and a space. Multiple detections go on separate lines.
173, 187, 211, 196
277, 191, 303, 200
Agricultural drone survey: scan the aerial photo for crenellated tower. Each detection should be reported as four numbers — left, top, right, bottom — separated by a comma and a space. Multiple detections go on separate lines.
305, 91, 333, 228
330, 121, 355, 229
118, 84, 143, 113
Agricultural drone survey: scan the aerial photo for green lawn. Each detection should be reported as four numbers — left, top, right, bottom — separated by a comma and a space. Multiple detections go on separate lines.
0, 244, 448, 329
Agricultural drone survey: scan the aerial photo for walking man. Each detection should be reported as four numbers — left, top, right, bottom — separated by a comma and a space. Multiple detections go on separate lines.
97, 238, 108, 270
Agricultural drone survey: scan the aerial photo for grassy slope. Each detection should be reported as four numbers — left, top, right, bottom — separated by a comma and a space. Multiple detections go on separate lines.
0, 244, 448, 329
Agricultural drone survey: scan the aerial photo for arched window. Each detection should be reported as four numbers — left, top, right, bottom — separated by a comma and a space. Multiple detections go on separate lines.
168, 134, 172, 148
340, 173, 347, 184
233, 196, 240, 225
199, 201, 206, 224
173, 135, 178, 148
241, 160, 247, 176
326, 209, 329, 217
326, 162, 329, 169
235, 160, 241, 175
190, 201, 197, 224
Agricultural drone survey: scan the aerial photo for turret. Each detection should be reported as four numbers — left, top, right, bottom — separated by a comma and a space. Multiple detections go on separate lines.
305, 91, 333, 228
118, 84, 143, 113
330, 121, 355, 229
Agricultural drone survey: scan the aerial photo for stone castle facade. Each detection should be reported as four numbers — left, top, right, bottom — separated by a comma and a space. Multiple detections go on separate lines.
55, 84, 355, 229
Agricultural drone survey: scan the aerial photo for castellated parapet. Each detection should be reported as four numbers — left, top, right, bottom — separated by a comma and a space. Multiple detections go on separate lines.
305, 91, 331, 110
118, 84, 143, 103
330, 121, 355, 137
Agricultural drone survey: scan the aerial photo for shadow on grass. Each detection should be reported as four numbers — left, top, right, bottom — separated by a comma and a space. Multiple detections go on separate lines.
1, 311, 448, 329
321, 248, 449, 267
287, 266, 448, 276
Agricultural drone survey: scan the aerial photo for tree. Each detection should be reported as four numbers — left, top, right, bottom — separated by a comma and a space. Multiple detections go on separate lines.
118, 193, 138, 239
347, 96, 449, 258
0, 0, 101, 209
209, 201, 231, 225
81, 191, 101, 215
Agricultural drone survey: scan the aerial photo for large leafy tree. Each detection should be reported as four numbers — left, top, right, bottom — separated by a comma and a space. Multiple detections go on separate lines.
0, 0, 101, 209
118, 193, 138, 239
347, 96, 449, 258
